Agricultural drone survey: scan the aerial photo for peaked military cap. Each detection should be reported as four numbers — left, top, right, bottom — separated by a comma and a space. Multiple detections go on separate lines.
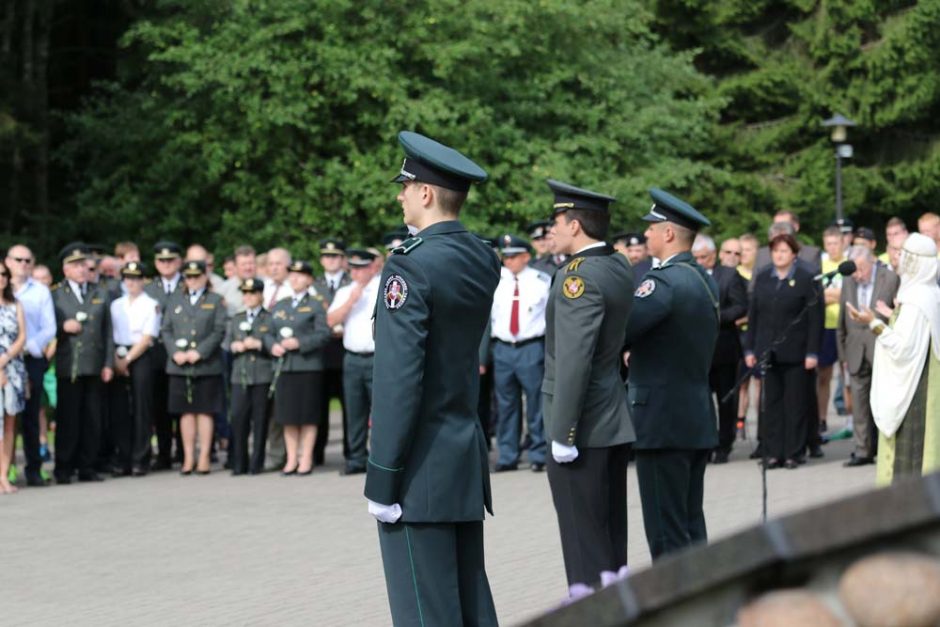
547, 179, 615, 216
499, 234, 531, 256
643, 188, 710, 231
288, 260, 314, 275
346, 248, 377, 268
854, 226, 876, 243
318, 238, 346, 257
833, 217, 855, 234
392, 131, 487, 193
121, 261, 145, 278
382, 226, 410, 250
239, 277, 264, 293
59, 242, 88, 265
182, 259, 206, 277
85, 243, 106, 258
527, 220, 553, 241
154, 241, 182, 260
613, 232, 647, 247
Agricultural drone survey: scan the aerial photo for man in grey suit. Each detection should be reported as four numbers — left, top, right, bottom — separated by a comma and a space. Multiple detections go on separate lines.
837, 245, 900, 466
543, 179, 635, 595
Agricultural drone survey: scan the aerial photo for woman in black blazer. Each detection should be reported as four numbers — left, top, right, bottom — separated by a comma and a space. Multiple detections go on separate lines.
744, 233, 821, 469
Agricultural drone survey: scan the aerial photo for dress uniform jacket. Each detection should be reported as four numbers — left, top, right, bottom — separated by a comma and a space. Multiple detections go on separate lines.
624, 251, 720, 450
542, 246, 636, 447
225, 309, 274, 385
52, 282, 115, 375
365, 220, 500, 522
263, 293, 330, 372
161, 290, 227, 376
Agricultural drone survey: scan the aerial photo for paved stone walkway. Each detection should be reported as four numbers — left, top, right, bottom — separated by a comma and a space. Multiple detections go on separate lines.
5, 413, 875, 626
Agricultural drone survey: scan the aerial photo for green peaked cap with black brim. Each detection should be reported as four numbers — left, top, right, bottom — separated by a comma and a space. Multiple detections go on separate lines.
392, 131, 487, 193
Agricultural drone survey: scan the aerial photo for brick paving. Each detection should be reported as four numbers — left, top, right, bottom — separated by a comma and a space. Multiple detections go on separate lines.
4, 411, 875, 626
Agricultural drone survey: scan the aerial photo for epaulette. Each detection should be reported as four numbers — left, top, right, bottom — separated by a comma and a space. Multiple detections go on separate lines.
51, 282, 61, 291
144, 278, 153, 285
565, 257, 585, 273
392, 236, 423, 255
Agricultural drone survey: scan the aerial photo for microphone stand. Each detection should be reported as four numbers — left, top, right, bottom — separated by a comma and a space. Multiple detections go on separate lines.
722, 271, 826, 523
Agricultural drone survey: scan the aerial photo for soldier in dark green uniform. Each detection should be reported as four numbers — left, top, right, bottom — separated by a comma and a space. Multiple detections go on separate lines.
623, 188, 719, 560
364, 131, 500, 626
528, 219, 559, 276
541, 180, 636, 595
52, 243, 115, 484
161, 260, 227, 475
226, 278, 273, 475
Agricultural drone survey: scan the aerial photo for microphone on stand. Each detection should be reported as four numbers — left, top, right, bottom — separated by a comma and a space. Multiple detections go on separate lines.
813, 260, 856, 283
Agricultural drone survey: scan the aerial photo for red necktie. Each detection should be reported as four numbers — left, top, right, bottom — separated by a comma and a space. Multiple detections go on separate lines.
510, 277, 520, 337
267, 283, 280, 310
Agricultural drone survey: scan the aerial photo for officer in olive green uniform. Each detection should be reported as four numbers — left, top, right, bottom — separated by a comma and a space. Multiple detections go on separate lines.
365, 131, 500, 626
53, 243, 115, 483
624, 189, 719, 560
226, 278, 274, 475
541, 180, 636, 593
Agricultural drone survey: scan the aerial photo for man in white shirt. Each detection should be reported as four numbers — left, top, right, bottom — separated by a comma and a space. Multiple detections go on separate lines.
327, 248, 381, 476
490, 234, 550, 472
216, 245, 257, 317
6, 244, 56, 486
263, 247, 293, 310
109, 261, 161, 476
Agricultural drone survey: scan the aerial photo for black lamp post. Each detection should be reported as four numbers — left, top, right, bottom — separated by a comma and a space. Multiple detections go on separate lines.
822, 114, 857, 224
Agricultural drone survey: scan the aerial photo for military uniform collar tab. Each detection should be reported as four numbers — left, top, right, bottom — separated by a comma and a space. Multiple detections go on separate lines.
416, 220, 466, 238
575, 243, 614, 259
660, 251, 693, 267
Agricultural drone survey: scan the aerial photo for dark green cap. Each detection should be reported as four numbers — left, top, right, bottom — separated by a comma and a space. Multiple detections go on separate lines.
346, 248, 377, 267
547, 179, 615, 216
392, 131, 487, 192
643, 188, 710, 231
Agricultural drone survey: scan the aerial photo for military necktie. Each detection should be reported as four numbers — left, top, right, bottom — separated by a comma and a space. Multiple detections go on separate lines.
510, 277, 520, 337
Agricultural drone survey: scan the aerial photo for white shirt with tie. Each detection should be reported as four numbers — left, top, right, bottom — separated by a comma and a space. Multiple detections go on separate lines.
67, 280, 87, 303
857, 264, 878, 309
490, 266, 550, 343
111, 292, 160, 346
263, 278, 293, 311
328, 275, 380, 354
160, 274, 181, 295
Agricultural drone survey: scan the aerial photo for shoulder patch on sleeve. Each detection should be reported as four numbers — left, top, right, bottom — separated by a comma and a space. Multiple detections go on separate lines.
635, 278, 656, 298
562, 275, 585, 299
566, 257, 585, 273
383, 274, 409, 309
392, 237, 423, 255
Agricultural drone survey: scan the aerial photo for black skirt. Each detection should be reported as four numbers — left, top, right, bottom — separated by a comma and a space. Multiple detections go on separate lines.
168, 374, 224, 415
274, 371, 322, 426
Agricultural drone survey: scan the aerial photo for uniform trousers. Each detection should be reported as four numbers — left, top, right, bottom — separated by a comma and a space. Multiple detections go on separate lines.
21, 356, 47, 479
55, 375, 103, 477
314, 368, 346, 465
151, 348, 174, 465
634, 448, 709, 560
343, 352, 373, 470
493, 340, 546, 466
849, 357, 877, 458
710, 361, 739, 452
547, 444, 629, 585
110, 350, 154, 470
229, 383, 269, 474
378, 520, 497, 627
761, 362, 808, 461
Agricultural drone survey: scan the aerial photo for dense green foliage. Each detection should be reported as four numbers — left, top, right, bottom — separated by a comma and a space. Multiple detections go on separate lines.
6, 1, 940, 262
57, 0, 722, 260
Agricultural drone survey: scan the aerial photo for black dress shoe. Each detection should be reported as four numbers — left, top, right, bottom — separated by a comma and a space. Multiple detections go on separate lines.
131, 467, 148, 477
281, 467, 298, 477
25, 472, 48, 487
78, 472, 104, 482
784, 459, 799, 470
180, 468, 193, 476
809, 445, 824, 459
494, 463, 518, 473
712, 450, 730, 464
531, 462, 545, 472
151, 459, 172, 472
54, 474, 72, 485
341, 465, 366, 476
844, 455, 874, 467
749, 448, 762, 460
297, 468, 313, 476
761, 458, 781, 469
111, 467, 131, 478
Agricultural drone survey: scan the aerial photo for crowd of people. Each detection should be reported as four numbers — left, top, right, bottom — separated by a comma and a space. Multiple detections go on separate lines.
0, 209, 938, 495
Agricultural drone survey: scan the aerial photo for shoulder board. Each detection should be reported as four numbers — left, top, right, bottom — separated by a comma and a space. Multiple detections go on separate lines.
312, 293, 324, 301
51, 282, 61, 291
566, 257, 586, 273
392, 237, 423, 255
144, 278, 153, 285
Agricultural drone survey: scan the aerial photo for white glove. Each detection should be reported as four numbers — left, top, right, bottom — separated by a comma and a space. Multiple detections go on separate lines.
367, 499, 403, 523
552, 441, 579, 464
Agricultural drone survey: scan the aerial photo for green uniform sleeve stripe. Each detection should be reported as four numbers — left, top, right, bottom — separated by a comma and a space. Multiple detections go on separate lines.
405, 526, 426, 627
368, 459, 403, 472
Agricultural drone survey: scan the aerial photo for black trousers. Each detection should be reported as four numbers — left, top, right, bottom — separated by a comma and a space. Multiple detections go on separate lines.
110, 351, 154, 470
314, 368, 346, 464
635, 448, 709, 560
710, 362, 739, 452
21, 356, 47, 477
229, 383, 269, 474
55, 375, 103, 477
547, 444, 629, 585
762, 362, 808, 461
804, 366, 821, 448
378, 520, 497, 627
343, 353, 373, 469
152, 365, 174, 464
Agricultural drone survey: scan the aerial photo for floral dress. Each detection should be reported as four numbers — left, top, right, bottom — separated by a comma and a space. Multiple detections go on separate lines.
0, 302, 26, 416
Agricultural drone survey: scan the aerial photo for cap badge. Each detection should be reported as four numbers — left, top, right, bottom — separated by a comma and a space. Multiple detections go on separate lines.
635, 279, 656, 298
399, 158, 416, 181
562, 276, 585, 299
384, 274, 409, 310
